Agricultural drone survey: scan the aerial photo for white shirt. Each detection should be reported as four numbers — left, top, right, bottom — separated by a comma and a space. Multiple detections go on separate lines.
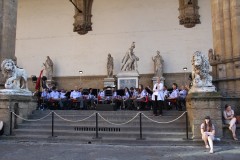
50, 91, 60, 100
169, 89, 179, 99
70, 90, 81, 99
152, 82, 164, 101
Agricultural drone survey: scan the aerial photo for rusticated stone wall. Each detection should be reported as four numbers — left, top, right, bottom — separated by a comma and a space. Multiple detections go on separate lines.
27, 72, 191, 91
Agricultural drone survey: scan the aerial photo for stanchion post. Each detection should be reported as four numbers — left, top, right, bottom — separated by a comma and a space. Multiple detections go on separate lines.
93, 112, 102, 139
10, 111, 13, 136
52, 112, 54, 137
186, 111, 189, 140
137, 113, 145, 140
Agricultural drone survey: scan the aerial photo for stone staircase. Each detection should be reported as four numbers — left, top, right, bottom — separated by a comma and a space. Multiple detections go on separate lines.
1, 109, 197, 145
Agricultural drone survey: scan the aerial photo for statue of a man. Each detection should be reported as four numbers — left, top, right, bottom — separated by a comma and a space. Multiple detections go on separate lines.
107, 53, 114, 78
43, 56, 53, 81
121, 42, 139, 71
152, 51, 164, 77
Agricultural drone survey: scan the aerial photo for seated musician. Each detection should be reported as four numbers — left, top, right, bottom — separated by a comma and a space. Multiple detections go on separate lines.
70, 86, 83, 109
59, 89, 68, 109
125, 87, 137, 110
133, 84, 147, 110
49, 86, 60, 109
85, 88, 96, 109
177, 85, 188, 111
162, 85, 170, 109
167, 83, 179, 110
98, 88, 105, 104
40, 88, 50, 110
113, 89, 123, 110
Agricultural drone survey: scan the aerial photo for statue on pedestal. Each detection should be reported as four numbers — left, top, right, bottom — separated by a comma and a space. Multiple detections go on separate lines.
121, 42, 139, 72
152, 50, 164, 77
189, 51, 215, 93
43, 56, 53, 81
107, 53, 114, 78
1, 59, 28, 90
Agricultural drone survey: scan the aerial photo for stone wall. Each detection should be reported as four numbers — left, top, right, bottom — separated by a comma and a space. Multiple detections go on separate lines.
15, 0, 212, 77
27, 72, 190, 91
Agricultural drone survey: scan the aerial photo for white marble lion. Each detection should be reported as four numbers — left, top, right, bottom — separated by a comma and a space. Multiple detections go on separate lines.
1, 59, 28, 90
190, 51, 215, 93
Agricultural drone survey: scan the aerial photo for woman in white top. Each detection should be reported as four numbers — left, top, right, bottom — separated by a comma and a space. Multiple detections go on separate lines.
152, 77, 164, 116
223, 104, 238, 140
200, 116, 215, 154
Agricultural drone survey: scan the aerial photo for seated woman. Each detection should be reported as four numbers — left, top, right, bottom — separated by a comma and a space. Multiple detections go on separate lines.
200, 116, 215, 154
223, 104, 238, 141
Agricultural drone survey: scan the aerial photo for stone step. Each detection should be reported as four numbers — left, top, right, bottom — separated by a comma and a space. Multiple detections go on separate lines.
16, 124, 188, 132
0, 135, 199, 146
13, 128, 188, 139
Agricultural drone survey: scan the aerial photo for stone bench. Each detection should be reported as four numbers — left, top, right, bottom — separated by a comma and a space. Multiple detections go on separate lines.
222, 123, 240, 139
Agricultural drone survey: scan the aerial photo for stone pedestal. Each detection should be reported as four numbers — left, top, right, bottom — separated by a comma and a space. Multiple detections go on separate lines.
152, 76, 165, 86
46, 80, 56, 89
186, 92, 222, 139
103, 78, 115, 88
0, 90, 37, 135
116, 71, 139, 89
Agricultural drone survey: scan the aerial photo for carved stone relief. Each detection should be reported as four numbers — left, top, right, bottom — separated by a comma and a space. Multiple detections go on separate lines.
71, 0, 93, 35
178, 0, 200, 28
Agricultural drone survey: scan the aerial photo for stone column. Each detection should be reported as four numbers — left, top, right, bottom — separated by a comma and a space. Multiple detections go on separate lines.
0, 0, 18, 87
186, 92, 223, 139
211, 0, 240, 97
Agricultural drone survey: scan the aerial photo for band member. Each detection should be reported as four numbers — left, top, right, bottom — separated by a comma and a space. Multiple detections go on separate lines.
152, 77, 164, 116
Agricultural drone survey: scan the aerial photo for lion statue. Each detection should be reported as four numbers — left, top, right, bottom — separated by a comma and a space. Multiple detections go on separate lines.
190, 51, 215, 93
1, 59, 28, 90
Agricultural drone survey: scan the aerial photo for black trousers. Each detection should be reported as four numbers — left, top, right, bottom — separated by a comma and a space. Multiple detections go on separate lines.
153, 95, 163, 115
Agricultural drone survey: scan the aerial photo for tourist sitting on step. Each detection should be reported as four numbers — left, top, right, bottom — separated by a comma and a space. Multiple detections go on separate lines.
133, 84, 147, 110
122, 87, 131, 109
167, 83, 179, 110
223, 104, 238, 141
49, 86, 60, 109
40, 88, 50, 110
177, 85, 188, 111
200, 116, 216, 154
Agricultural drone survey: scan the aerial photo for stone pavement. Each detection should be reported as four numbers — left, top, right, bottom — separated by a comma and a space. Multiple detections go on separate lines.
0, 141, 239, 160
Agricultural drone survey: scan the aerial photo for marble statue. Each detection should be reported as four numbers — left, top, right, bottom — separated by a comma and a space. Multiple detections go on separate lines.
121, 42, 139, 72
189, 51, 215, 93
107, 53, 114, 78
152, 50, 164, 77
1, 59, 28, 90
43, 56, 53, 80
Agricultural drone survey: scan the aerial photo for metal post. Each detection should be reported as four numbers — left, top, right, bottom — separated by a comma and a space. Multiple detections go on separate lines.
137, 113, 145, 140
93, 112, 101, 139
186, 111, 189, 140
10, 111, 12, 136
52, 112, 54, 137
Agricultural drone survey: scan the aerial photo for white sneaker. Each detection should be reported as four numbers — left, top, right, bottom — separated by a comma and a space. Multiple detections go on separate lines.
209, 150, 213, 154
205, 145, 210, 149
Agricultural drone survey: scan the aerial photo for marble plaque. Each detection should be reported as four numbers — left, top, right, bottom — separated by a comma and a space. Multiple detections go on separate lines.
117, 77, 138, 89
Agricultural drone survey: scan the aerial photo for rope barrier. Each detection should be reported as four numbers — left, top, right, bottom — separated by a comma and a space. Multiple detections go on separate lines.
12, 111, 52, 122
54, 112, 96, 123
141, 111, 187, 124
98, 112, 140, 126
